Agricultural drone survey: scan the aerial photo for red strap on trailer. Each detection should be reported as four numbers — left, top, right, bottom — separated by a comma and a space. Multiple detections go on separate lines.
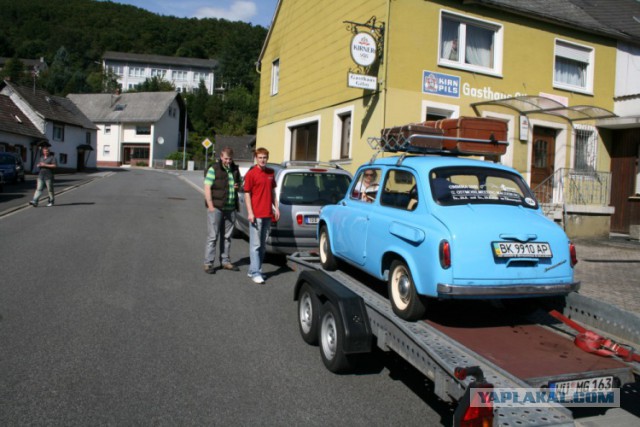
549, 310, 640, 363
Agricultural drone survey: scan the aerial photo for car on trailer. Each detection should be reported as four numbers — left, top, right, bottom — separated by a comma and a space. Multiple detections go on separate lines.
318, 119, 579, 321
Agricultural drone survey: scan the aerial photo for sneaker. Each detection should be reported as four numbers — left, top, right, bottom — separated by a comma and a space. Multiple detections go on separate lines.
47, 201, 54, 207
221, 263, 239, 271
204, 264, 216, 274
29, 201, 37, 207
251, 275, 265, 284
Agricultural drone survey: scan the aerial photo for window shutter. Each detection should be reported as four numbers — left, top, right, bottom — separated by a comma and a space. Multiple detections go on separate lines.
556, 41, 591, 63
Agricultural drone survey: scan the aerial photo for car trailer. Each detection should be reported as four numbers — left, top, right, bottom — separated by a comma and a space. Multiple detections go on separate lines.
288, 252, 639, 427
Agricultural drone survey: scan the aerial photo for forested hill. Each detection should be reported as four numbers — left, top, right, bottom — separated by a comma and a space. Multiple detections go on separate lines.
0, 0, 268, 94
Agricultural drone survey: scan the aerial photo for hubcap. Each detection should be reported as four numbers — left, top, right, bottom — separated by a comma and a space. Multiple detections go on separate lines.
398, 274, 410, 303
321, 313, 337, 360
299, 294, 312, 334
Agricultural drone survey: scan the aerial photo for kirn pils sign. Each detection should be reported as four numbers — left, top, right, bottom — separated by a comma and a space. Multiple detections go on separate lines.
350, 32, 377, 67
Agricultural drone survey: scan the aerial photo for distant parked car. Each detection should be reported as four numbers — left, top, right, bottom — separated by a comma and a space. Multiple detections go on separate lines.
236, 162, 352, 254
0, 152, 26, 183
318, 131, 578, 321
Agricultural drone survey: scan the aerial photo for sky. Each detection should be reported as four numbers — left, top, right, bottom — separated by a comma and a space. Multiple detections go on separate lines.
107, 0, 279, 28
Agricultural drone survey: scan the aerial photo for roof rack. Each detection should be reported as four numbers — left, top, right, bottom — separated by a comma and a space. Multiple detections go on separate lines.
368, 119, 509, 162
281, 160, 344, 170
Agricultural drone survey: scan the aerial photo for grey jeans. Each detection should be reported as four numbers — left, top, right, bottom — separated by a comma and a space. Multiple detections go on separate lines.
33, 177, 54, 203
204, 208, 236, 266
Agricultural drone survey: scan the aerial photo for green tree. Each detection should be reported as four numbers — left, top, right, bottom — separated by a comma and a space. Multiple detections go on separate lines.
130, 76, 175, 92
0, 57, 28, 85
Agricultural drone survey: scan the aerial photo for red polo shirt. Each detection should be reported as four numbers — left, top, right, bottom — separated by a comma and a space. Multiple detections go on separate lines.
243, 166, 276, 218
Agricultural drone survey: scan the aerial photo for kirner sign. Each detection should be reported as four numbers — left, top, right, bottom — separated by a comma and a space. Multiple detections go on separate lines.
351, 32, 377, 67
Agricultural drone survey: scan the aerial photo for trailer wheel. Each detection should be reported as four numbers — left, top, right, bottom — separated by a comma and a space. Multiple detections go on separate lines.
319, 226, 338, 271
298, 283, 320, 345
388, 260, 426, 321
319, 301, 352, 373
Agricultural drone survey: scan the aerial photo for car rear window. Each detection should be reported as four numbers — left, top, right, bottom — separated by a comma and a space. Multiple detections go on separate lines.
280, 172, 351, 206
430, 166, 538, 209
0, 155, 15, 165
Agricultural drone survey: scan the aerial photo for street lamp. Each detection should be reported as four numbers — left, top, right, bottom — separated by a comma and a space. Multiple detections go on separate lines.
182, 99, 187, 170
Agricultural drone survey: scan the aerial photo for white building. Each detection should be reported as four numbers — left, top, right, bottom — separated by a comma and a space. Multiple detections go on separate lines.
68, 91, 186, 168
102, 51, 218, 95
0, 80, 97, 171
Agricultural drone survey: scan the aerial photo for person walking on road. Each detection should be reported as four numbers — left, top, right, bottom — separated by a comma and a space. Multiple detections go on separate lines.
203, 147, 242, 274
243, 147, 280, 284
29, 146, 57, 207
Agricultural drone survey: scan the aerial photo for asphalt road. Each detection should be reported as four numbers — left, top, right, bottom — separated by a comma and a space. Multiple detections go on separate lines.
0, 169, 450, 426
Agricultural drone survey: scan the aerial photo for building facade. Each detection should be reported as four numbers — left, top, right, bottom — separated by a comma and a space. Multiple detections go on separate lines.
102, 51, 218, 95
1, 81, 97, 171
256, 0, 640, 238
68, 92, 186, 168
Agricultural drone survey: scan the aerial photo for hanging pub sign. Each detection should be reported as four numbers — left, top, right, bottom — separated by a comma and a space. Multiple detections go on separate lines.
350, 32, 377, 67
348, 72, 377, 90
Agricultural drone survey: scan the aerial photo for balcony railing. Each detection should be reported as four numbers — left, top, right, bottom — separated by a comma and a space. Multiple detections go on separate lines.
532, 168, 611, 220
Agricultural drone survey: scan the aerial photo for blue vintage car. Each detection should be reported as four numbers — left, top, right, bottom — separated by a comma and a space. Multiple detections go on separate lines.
318, 154, 579, 321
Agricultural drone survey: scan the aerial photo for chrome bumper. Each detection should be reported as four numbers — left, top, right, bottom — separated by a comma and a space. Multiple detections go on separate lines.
437, 281, 580, 297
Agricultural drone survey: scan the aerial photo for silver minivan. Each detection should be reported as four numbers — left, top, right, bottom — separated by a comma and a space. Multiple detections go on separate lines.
236, 162, 352, 254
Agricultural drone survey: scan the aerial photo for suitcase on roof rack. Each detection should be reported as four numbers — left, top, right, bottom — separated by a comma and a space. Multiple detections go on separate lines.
381, 123, 443, 151
428, 117, 508, 155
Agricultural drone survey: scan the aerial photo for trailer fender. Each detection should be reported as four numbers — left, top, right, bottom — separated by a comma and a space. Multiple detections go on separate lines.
294, 270, 372, 354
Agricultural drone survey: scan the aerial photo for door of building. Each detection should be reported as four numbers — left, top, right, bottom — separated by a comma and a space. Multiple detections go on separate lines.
530, 127, 556, 203
609, 129, 640, 233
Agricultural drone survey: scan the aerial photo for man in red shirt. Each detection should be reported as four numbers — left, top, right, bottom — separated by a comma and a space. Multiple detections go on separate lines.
243, 147, 280, 284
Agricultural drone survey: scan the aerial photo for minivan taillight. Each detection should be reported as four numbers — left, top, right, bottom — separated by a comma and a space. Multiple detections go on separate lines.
439, 240, 451, 269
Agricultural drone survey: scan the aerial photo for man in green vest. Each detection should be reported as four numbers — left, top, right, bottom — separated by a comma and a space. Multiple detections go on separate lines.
203, 146, 241, 274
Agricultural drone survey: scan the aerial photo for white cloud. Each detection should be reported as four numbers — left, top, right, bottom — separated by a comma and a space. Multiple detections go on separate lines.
195, 1, 257, 22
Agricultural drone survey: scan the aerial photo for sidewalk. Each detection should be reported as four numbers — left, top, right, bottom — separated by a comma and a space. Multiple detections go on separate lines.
573, 236, 640, 315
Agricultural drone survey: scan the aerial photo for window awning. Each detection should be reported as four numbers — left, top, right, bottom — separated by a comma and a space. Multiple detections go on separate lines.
76, 144, 94, 151
471, 95, 616, 122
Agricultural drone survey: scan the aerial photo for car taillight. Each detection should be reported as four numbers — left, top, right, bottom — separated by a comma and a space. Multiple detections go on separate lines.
296, 214, 303, 225
439, 240, 451, 269
570, 243, 578, 267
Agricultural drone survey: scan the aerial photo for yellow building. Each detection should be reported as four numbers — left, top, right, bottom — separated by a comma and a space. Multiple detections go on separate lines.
257, 0, 625, 238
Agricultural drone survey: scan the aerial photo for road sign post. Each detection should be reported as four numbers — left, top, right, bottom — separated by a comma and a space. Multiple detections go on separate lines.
202, 138, 213, 171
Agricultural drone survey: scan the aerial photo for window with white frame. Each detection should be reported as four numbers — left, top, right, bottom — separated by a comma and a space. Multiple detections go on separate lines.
174, 70, 187, 80
439, 12, 503, 75
422, 101, 459, 122
53, 123, 64, 141
574, 125, 597, 173
271, 59, 280, 95
109, 65, 123, 76
339, 112, 351, 159
193, 72, 206, 83
554, 40, 594, 93
104, 125, 111, 134
103, 145, 111, 155
136, 125, 151, 135
290, 121, 318, 161
129, 67, 144, 77
59, 153, 67, 165
85, 132, 91, 144
151, 68, 166, 78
